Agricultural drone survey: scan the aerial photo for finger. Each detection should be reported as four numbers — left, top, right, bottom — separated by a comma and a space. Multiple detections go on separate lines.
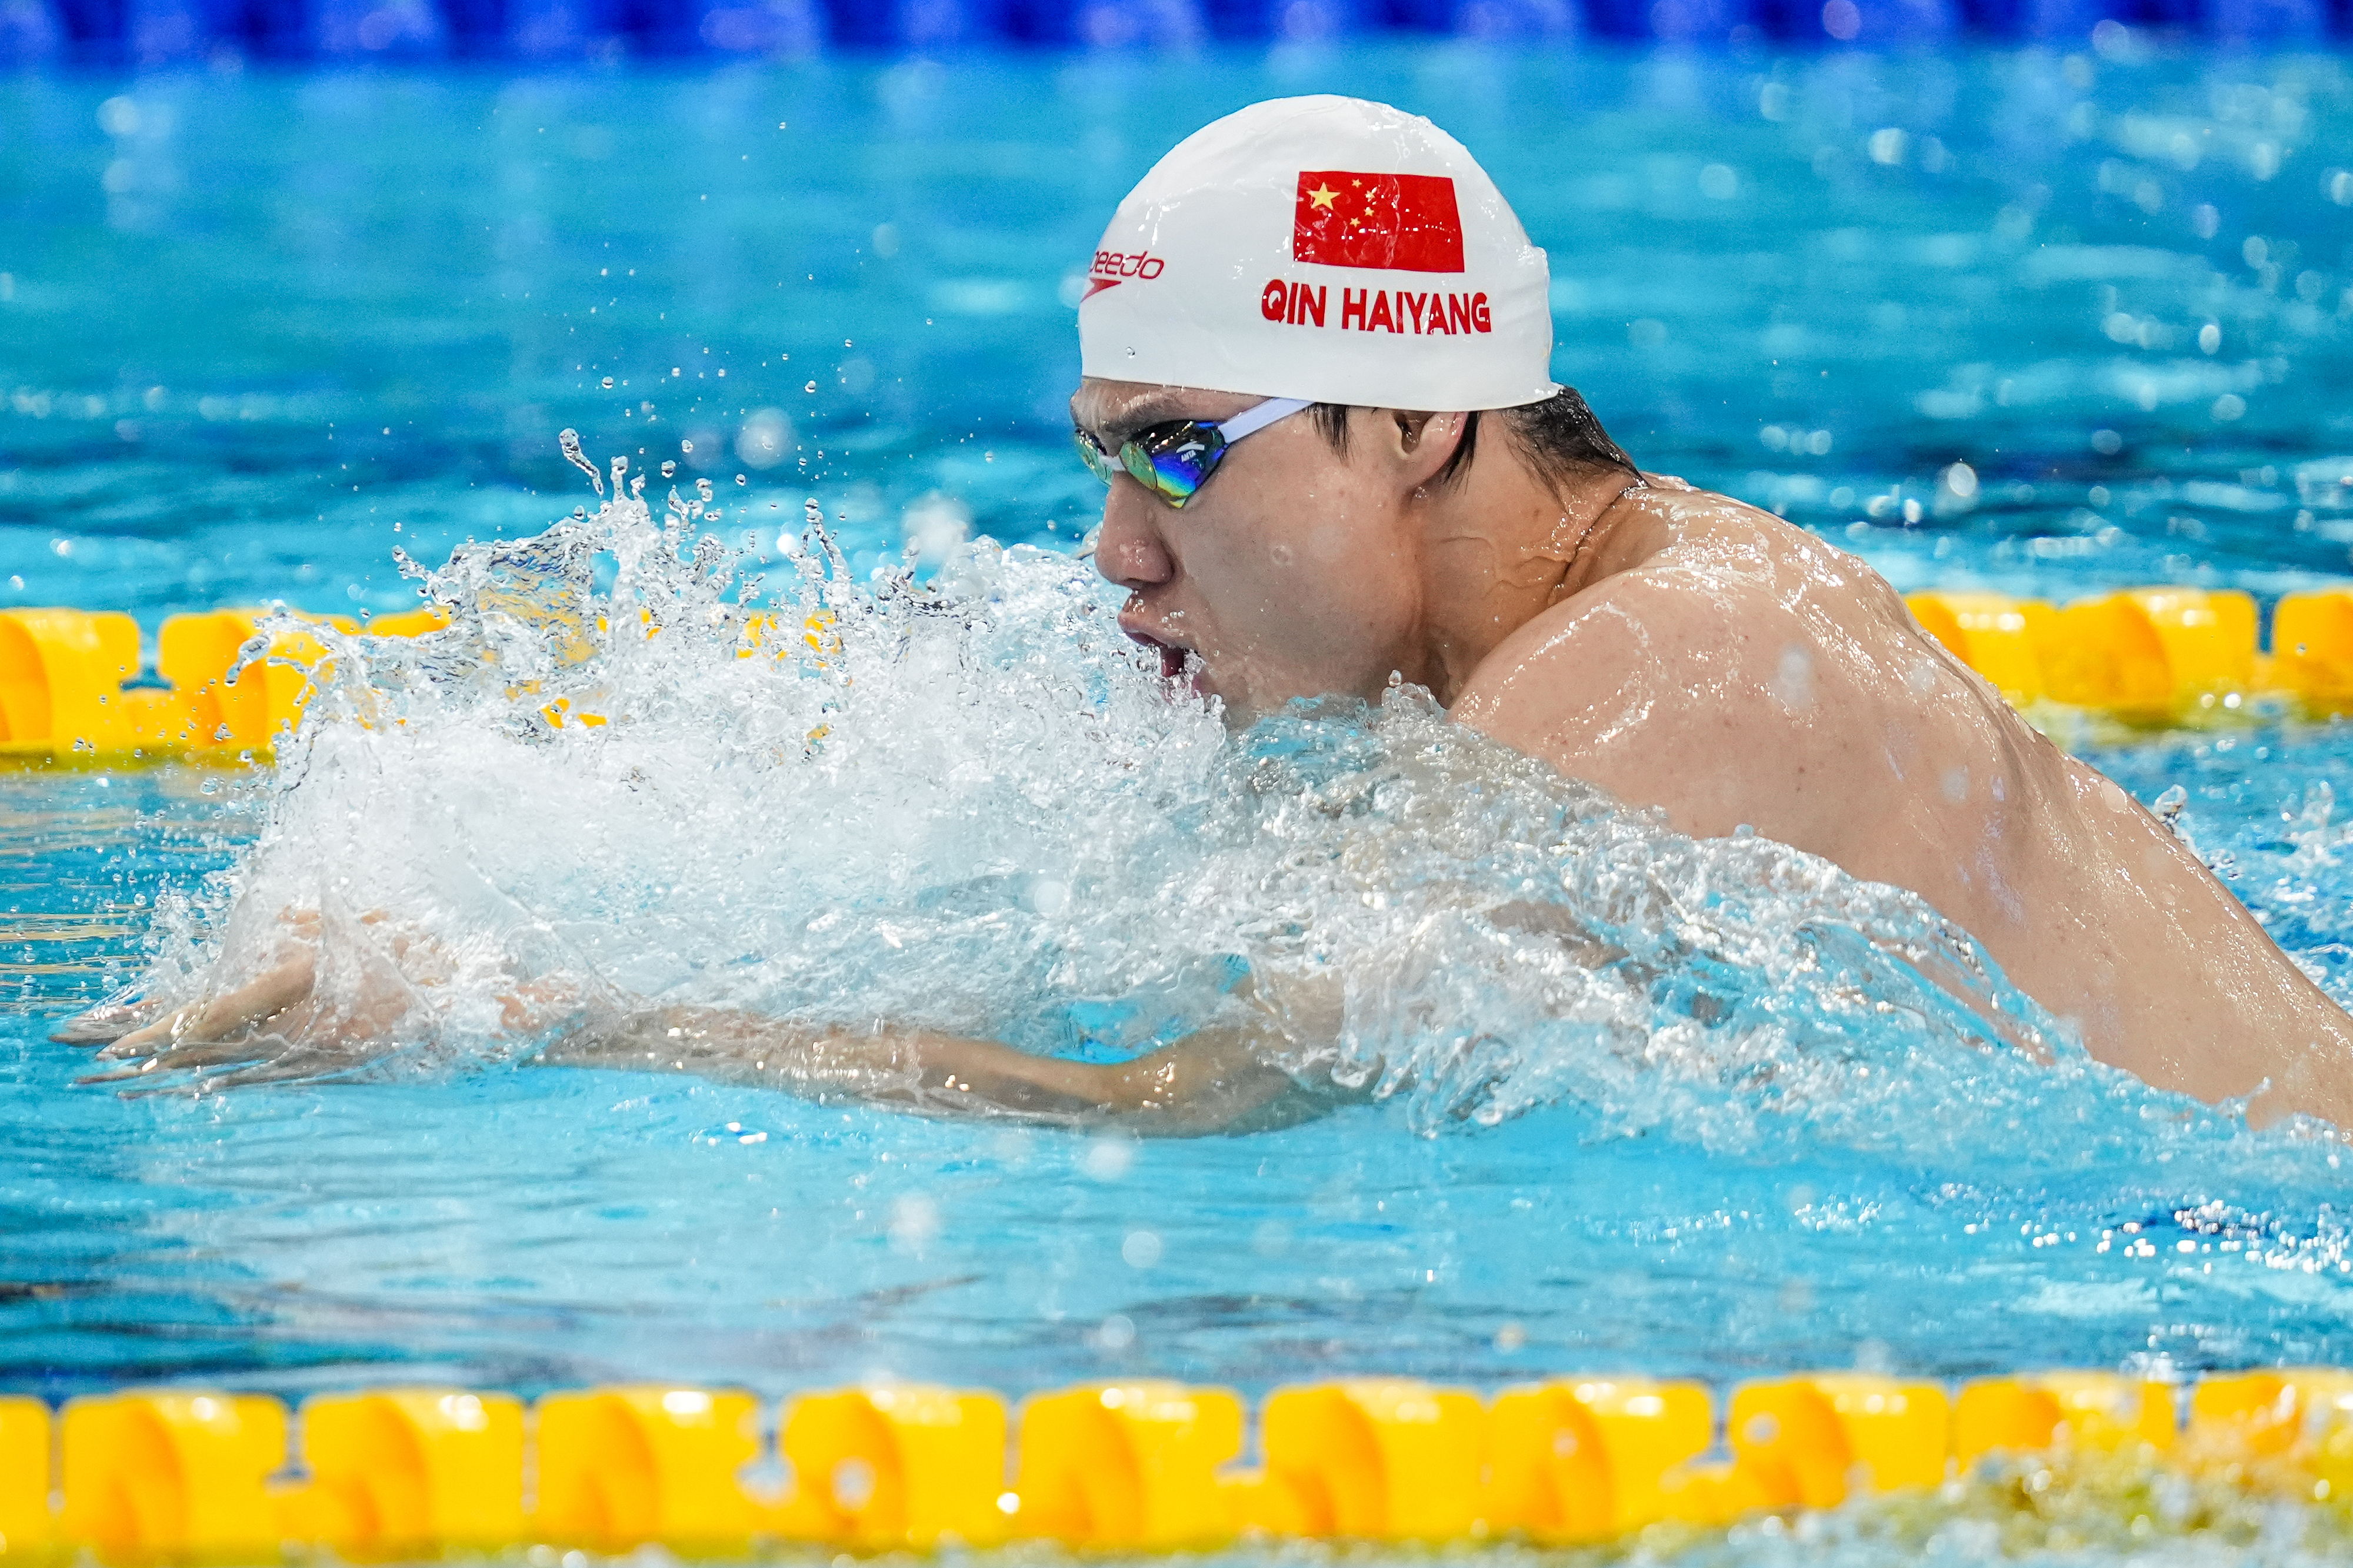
182, 958, 318, 1038
49, 999, 169, 1047
80, 1030, 281, 1081
198, 1053, 369, 1090
77, 1049, 249, 1085
77, 1059, 164, 1086
136, 1037, 377, 1094
98, 957, 317, 1060
81, 1012, 357, 1085
101, 1013, 189, 1060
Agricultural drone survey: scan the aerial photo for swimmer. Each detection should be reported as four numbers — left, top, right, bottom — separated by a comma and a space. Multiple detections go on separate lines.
65, 96, 2353, 1131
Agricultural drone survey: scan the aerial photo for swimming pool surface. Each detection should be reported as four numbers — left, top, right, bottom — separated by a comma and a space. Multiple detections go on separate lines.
6, 39, 2353, 1564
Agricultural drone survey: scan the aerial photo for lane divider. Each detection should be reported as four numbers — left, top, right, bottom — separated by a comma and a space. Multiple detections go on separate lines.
0, 1370, 2347, 1557
0, 586, 2348, 762
1906, 585, 2353, 725
0, 605, 448, 759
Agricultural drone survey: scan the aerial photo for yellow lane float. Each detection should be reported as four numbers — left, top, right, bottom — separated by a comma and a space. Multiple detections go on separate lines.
283, 1389, 525, 1557
1012, 1380, 1245, 1548
1256, 1379, 1487, 1540
535, 1386, 774, 1552
779, 1385, 1010, 1549
1485, 1377, 1714, 1541
1724, 1373, 1951, 1509
0, 607, 398, 760
57, 1392, 289, 1562
1, 585, 2351, 764
5, 1369, 2353, 1557
1951, 1372, 2176, 1463
0, 610, 139, 755
1905, 585, 2353, 727
0, 1398, 49, 1556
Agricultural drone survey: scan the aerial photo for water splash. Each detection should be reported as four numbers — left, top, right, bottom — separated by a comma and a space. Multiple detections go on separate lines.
125, 439, 2234, 1156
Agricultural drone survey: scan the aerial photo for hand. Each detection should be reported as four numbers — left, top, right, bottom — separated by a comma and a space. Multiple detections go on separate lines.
69, 909, 434, 1092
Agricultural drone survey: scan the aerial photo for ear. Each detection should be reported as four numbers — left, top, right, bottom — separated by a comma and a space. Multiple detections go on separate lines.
1381, 409, 1470, 491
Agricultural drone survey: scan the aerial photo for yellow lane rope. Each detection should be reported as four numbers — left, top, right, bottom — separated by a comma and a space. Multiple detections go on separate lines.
0, 1370, 2348, 1557
0, 587, 2349, 763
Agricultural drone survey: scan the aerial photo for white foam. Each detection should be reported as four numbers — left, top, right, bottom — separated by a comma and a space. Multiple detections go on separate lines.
134, 445, 2137, 1149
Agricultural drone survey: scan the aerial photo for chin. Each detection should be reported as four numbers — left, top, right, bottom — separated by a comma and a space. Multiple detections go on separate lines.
1192, 670, 1250, 723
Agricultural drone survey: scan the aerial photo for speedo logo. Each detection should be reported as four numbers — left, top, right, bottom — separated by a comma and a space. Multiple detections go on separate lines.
1083, 249, 1165, 302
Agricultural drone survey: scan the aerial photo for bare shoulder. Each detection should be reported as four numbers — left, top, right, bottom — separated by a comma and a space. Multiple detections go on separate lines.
1450, 482, 1936, 839
1454, 483, 1904, 732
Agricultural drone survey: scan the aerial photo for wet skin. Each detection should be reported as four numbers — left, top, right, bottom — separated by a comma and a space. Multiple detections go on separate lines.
64, 381, 2353, 1133
1076, 376, 2353, 1129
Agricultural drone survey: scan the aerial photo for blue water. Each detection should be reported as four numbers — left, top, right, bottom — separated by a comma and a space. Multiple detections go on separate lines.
5, 52, 2353, 1568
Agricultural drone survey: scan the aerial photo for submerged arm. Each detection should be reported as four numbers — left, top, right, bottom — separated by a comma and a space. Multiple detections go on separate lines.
535, 1007, 1336, 1136
64, 946, 1337, 1134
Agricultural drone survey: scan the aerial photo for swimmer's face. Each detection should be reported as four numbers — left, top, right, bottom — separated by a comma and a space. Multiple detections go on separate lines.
1073, 378, 1455, 722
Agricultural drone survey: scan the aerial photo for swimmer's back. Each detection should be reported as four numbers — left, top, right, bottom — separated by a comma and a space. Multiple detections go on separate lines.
1452, 478, 2353, 1126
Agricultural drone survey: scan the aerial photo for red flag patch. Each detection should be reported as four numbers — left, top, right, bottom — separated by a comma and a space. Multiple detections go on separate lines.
1292, 171, 1465, 273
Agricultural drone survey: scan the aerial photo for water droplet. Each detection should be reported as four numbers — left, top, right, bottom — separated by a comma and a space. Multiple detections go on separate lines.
736, 474, 748, 486
805, 381, 818, 393
601, 376, 614, 389
661, 461, 676, 478
680, 438, 694, 454
557, 429, 604, 495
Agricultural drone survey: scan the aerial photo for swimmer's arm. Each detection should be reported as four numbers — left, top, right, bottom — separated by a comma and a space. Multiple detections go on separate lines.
534, 1008, 1333, 1135
65, 944, 1339, 1133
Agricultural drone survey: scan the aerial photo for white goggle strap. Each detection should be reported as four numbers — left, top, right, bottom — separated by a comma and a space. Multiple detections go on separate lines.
1217, 396, 1314, 445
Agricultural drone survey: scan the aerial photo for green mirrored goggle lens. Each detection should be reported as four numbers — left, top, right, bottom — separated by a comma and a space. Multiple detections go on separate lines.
1074, 422, 1232, 509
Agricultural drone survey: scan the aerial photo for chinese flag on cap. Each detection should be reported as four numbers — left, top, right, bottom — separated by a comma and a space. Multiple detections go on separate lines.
1292, 171, 1465, 273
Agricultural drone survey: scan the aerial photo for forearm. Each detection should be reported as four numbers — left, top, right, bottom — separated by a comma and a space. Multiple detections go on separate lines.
534, 1007, 1325, 1133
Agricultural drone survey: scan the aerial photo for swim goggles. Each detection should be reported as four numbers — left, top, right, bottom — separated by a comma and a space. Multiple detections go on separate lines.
1074, 396, 1312, 509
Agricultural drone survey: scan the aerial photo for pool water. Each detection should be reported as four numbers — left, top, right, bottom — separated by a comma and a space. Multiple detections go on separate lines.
5, 40, 2353, 1567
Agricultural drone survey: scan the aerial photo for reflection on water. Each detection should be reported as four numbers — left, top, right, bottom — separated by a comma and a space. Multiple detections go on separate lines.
4, 51, 2353, 1568
1, 49, 2349, 623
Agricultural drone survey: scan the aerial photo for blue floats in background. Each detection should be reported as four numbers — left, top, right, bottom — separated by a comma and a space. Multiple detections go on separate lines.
1, 0, 2347, 62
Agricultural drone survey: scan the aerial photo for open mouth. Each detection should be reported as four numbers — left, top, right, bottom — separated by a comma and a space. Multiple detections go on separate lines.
1123, 628, 1192, 682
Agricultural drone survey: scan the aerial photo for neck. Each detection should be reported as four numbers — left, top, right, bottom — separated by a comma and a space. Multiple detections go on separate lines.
1407, 444, 1641, 706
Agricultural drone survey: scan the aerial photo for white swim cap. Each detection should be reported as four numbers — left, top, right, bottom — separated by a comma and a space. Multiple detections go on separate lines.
1078, 95, 1557, 412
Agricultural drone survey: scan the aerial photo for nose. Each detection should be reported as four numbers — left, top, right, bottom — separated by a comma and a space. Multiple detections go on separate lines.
1091, 482, 1175, 591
